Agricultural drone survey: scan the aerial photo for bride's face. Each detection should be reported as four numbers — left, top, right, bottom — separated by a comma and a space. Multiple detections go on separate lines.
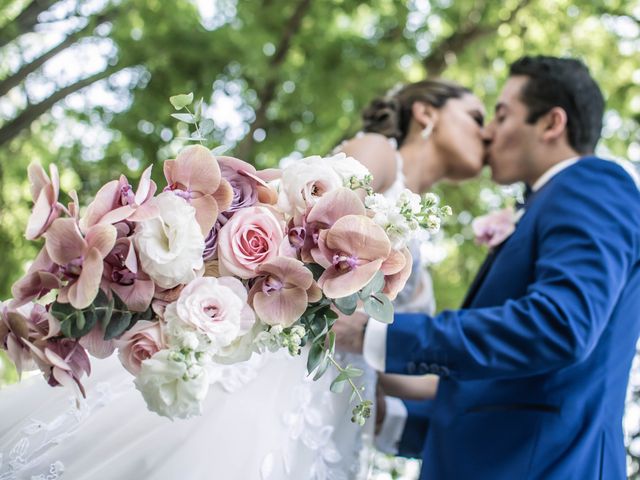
432, 93, 486, 181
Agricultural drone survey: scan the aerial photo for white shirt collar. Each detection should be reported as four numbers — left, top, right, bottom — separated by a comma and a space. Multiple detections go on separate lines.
531, 156, 580, 192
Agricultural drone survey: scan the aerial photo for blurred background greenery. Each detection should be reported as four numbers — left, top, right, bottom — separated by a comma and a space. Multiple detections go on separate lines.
0, 0, 639, 478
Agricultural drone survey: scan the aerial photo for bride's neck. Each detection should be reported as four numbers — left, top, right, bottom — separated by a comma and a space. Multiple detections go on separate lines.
398, 141, 445, 194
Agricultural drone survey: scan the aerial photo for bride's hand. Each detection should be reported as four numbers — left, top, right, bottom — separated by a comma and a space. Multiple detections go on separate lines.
378, 373, 439, 401
332, 310, 368, 354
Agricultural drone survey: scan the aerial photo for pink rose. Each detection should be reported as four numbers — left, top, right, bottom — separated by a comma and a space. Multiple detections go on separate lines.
217, 206, 285, 279
116, 320, 165, 376
472, 207, 518, 248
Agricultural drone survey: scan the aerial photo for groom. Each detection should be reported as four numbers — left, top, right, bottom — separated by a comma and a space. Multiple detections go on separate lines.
335, 55, 640, 479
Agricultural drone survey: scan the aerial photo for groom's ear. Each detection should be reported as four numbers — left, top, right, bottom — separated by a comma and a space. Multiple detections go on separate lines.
538, 107, 568, 144
411, 101, 439, 130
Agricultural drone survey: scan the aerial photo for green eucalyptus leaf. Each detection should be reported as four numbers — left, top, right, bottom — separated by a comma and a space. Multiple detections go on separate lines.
313, 352, 330, 380
330, 372, 348, 393
199, 118, 215, 136
169, 92, 193, 110
307, 341, 324, 374
211, 145, 229, 156
363, 294, 394, 324
333, 293, 358, 315
328, 330, 336, 356
104, 312, 132, 340
359, 271, 385, 299
343, 365, 363, 378
171, 113, 196, 124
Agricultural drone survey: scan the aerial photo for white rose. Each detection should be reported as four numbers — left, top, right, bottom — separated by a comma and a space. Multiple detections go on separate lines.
277, 156, 342, 216
134, 192, 204, 289
164, 276, 255, 354
134, 349, 209, 419
323, 152, 371, 184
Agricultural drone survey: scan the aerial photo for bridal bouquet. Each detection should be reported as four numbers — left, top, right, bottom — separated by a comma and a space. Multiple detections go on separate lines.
0, 93, 451, 423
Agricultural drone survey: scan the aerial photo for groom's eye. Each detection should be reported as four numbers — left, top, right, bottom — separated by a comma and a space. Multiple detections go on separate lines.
473, 114, 484, 127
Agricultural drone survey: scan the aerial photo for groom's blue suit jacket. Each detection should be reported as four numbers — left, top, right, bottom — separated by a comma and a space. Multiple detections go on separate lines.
387, 157, 640, 479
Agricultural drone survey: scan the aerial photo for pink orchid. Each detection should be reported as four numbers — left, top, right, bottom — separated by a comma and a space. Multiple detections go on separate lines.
25, 337, 91, 397
101, 225, 155, 312
80, 166, 158, 232
44, 218, 117, 309
79, 324, 117, 359
316, 214, 391, 299
11, 247, 61, 306
472, 207, 518, 248
297, 188, 366, 263
381, 247, 412, 300
248, 257, 322, 327
0, 301, 60, 376
163, 145, 234, 235
25, 163, 62, 240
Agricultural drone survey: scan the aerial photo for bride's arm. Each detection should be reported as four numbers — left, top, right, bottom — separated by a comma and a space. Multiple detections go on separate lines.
336, 133, 397, 192
378, 373, 439, 400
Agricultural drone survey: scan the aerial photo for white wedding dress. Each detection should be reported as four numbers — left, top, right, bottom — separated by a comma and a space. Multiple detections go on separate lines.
0, 143, 435, 480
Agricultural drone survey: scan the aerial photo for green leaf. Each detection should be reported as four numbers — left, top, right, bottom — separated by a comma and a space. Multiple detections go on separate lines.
75, 310, 85, 330
194, 98, 204, 117
104, 312, 132, 340
330, 372, 348, 393
211, 145, 229, 156
364, 294, 394, 324
170, 113, 196, 124
327, 330, 336, 356
333, 293, 358, 315
358, 271, 385, 299
199, 118, 215, 136
169, 92, 193, 110
343, 365, 363, 378
307, 341, 324, 373
313, 352, 330, 380
306, 263, 325, 281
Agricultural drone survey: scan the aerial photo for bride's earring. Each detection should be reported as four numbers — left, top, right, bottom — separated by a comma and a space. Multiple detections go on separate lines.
421, 123, 433, 140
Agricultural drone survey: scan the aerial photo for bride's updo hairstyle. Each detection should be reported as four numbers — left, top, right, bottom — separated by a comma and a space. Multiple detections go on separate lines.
362, 80, 470, 146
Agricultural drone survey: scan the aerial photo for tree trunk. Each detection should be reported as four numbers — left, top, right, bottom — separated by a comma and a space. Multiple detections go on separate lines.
0, 64, 127, 147
0, 0, 60, 49
234, 0, 312, 160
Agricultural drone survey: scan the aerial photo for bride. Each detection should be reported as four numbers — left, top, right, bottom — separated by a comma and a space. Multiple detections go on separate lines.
0, 79, 485, 480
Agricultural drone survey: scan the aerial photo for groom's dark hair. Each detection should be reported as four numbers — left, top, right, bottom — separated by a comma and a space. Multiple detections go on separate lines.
509, 56, 604, 154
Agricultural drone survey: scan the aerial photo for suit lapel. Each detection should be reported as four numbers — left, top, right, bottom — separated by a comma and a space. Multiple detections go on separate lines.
461, 186, 534, 309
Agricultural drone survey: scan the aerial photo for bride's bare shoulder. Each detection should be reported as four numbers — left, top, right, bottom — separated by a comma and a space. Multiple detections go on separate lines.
337, 133, 397, 192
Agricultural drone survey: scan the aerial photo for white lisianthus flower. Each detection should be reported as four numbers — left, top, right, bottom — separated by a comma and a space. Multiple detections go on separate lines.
134, 192, 204, 289
135, 349, 209, 419
277, 156, 343, 216
323, 152, 371, 185
163, 276, 255, 355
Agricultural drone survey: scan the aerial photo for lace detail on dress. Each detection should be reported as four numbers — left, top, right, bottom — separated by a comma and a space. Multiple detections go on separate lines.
208, 352, 268, 393
0, 383, 112, 480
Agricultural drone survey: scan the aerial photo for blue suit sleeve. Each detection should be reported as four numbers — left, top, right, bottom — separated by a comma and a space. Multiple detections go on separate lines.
386, 161, 640, 380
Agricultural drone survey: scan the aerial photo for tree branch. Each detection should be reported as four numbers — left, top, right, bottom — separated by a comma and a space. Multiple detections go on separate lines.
422, 0, 531, 76
0, 0, 60, 49
0, 7, 119, 98
234, 0, 312, 160
0, 63, 127, 147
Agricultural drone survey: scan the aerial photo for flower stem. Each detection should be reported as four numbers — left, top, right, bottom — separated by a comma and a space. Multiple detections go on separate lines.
327, 352, 365, 404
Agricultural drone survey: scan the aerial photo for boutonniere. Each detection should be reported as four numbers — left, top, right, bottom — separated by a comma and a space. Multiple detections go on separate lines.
472, 206, 524, 248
